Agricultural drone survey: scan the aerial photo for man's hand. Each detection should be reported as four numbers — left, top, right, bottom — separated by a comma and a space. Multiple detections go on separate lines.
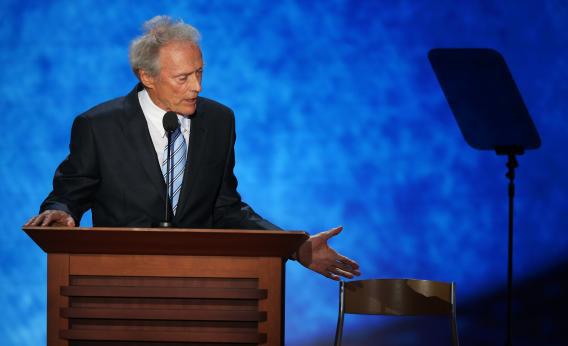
296, 226, 361, 281
25, 210, 76, 227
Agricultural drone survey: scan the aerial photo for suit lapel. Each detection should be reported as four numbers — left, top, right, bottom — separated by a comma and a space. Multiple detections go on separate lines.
174, 100, 208, 220
119, 85, 167, 203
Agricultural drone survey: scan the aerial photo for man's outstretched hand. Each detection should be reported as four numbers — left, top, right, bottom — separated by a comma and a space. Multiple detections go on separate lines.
296, 226, 361, 280
25, 210, 76, 227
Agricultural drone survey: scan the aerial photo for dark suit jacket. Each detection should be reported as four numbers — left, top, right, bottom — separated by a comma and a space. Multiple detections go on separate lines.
41, 84, 278, 230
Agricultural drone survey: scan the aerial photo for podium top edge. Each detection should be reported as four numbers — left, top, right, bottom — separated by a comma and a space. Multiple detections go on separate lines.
22, 226, 307, 235
21, 227, 309, 257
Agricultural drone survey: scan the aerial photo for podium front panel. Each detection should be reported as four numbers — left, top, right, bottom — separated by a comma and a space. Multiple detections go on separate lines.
48, 254, 283, 345
24, 227, 307, 346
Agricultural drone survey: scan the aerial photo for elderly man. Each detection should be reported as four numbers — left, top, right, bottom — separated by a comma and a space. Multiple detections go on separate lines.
26, 16, 360, 281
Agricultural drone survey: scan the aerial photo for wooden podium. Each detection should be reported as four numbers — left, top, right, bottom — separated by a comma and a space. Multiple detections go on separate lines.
23, 227, 308, 346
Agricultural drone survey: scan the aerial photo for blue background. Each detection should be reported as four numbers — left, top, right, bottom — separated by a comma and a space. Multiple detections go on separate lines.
1, 0, 567, 345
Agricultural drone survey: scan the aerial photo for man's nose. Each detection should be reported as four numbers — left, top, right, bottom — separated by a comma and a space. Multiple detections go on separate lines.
189, 74, 201, 93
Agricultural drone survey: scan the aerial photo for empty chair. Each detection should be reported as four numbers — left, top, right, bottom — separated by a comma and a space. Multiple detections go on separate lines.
334, 278, 459, 346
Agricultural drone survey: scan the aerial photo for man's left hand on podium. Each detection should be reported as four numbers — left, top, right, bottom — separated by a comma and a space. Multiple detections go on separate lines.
296, 226, 361, 280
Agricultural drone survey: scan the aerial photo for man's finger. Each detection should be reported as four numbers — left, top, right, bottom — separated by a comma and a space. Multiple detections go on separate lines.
41, 213, 54, 226
323, 271, 340, 281
322, 226, 343, 240
310, 265, 340, 281
334, 259, 361, 275
24, 216, 37, 226
336, 253, 360, 270
32, 214, 46, 226
329, 266, 354, 279
331, 261, 360, 277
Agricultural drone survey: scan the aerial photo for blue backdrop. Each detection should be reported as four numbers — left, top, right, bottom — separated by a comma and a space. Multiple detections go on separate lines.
1, 0, 567, 345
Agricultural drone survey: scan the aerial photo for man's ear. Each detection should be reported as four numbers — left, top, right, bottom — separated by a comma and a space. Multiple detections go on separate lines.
139, 69, 155, 90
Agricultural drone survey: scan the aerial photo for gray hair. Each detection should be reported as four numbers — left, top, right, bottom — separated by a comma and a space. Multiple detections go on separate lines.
129, 16, 201, 79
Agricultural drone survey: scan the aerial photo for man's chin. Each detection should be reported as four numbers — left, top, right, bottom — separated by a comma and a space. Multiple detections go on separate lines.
176, 106, 197, 117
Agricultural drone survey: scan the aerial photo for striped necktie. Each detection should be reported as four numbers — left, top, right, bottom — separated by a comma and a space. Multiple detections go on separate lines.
161, 126, 187, 215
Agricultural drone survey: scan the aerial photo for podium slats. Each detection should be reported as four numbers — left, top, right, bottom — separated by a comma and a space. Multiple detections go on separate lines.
60, 273, 270, 344
60, 329, 267, 343
61, 286, 268, 299
61, 307, 267, 321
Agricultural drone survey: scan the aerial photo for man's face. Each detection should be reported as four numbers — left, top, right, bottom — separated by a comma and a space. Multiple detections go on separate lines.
141, 41, 203, 116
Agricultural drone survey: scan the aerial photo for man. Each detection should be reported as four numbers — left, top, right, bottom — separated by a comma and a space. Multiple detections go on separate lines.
26, 16, 360, 281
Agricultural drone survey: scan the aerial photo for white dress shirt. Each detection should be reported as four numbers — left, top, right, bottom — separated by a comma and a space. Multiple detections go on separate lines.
138, 88, 191, 166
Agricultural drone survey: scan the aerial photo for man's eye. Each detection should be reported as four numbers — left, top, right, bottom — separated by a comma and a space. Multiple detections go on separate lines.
178, 76, 187, 82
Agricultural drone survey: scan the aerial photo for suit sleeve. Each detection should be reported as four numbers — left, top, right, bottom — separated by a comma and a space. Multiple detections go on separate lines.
212, 112, 281, 230
40, 115, 100, 224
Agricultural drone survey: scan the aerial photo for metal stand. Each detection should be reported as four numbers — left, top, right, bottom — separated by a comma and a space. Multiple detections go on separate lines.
497, 147, 521, 346
504, 153, 518, 346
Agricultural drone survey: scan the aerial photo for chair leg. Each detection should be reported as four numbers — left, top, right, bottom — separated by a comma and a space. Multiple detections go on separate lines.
451, 316, 459, 346
450, 283, 459, 346
334, 281, 345, 346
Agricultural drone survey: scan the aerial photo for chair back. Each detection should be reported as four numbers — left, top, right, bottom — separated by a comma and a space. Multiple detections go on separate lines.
334, 278, 459, 346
